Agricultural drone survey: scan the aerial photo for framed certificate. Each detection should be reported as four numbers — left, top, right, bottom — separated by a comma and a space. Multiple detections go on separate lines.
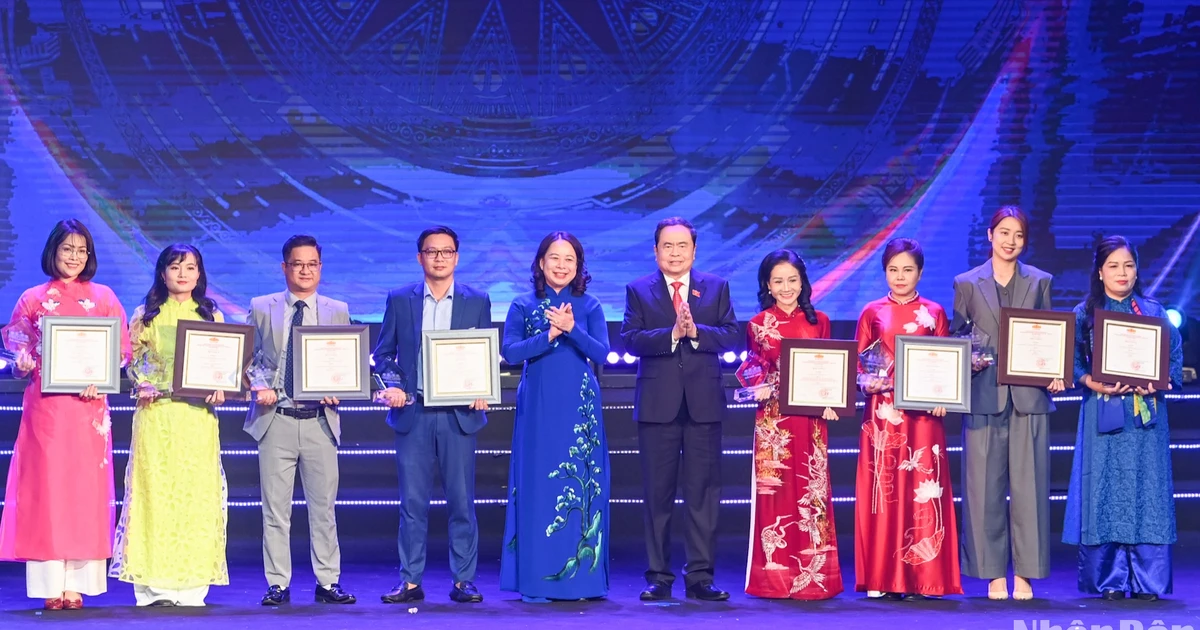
422, 328, 502, 407
777, 339, 858, 417
1092, 309, 1169, 390
291, 325, 372, 401
171, 320, 255, 398
40, 316, 122, 394
997, 308, 1075, 388
893, 335, 971, 414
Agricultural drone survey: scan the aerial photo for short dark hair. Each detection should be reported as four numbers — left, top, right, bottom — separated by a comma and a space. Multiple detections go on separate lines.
282, 234, 321, 261
417, 226, 460, 252
41, 219, 98, 281
654, 217, 696, 246
531, 231, 591, 299
881, 237, 925, 272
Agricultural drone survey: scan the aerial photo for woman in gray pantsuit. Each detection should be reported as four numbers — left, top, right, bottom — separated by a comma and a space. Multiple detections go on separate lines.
951, 207, 1065, 600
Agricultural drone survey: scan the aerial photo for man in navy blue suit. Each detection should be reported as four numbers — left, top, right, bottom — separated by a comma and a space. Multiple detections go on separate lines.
620, 217, 740, 602
372, 226, 492, 605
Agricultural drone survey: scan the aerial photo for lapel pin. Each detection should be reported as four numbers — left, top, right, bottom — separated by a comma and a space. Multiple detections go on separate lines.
692, 289, 701, 298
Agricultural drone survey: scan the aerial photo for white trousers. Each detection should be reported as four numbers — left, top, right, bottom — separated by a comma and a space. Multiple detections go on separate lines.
134, 584, 209, 607
26, 560, 107, 598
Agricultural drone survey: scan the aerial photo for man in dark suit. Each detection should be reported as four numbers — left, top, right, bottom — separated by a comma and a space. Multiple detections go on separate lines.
620, 217, 740, 601
372, 226, 492, 605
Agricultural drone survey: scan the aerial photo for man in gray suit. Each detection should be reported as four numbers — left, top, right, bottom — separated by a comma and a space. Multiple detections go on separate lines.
951, 207, 1065, 600
245, 234, 356, 606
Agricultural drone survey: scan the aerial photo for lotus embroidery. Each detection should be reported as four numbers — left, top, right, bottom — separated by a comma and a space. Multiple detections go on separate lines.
875, 402, 903, 426
78, 298, 96, 311
41, 299, 60, 312
913, 479, 943, 504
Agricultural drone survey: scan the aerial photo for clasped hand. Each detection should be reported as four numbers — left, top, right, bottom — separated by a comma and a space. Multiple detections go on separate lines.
673, 302, 698, 340
1084, 375, 1167, 397
546, 304, 574, 340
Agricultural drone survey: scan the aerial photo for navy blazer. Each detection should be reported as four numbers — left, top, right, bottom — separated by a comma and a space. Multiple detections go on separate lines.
372, 282, 493, 435
619, 270, 740, 423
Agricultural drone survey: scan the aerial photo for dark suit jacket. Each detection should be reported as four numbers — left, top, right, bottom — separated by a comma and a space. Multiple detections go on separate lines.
372, 282, 492, 434
620, 270, 740, 423
952, 260, 1056, 416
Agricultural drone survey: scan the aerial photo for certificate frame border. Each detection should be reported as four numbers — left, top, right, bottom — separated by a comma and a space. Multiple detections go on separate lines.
40, 315, 122, 394
171, 320, 255, 398
997, 307, 1076, 388
893, 335, 972, 414
1091, 309, 1169, 390
291, 325, 373, 401
421, 328, 502, 407
777, 338, 858, 417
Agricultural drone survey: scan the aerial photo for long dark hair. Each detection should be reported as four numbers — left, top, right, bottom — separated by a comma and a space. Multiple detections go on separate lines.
756, 249, 818, 324
141, 244, 218, 325
531, 231, 591, 299
1083, 235, 1143, 333
41, 219, 99, 281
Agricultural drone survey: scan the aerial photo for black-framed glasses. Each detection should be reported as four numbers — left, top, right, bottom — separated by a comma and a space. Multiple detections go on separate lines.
287, 261, 322, 272
420, 249, 458, 260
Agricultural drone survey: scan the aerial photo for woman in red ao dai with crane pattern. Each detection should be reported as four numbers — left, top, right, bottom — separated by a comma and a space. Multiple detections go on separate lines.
744, 250, 843, 599
853, 239, 961, 598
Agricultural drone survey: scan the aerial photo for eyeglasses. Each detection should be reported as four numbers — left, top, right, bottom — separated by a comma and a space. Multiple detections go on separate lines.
287, 261, 322, 272
58, 246, 90, 260
420, 249, 458, 260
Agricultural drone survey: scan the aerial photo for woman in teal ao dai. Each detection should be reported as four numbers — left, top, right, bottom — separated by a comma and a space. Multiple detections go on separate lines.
500, 232, 610, 602
1063, 236, 1183, 600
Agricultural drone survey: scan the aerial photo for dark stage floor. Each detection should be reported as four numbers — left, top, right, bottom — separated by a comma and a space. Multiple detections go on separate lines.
2, 539, 1199, 630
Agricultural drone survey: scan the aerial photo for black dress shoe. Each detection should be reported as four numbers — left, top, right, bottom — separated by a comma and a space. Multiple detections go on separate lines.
1136, 593, 1160, 601
639, 581, 672, 601
450, 581, 483, 603
880, 592, 905, 601
261, 585, 290, 606
315, 583, 356, 604
686, 581, 730, 601
1101, 590, 1125, 601
148, 599, 175, 607
381, 584, 425, 604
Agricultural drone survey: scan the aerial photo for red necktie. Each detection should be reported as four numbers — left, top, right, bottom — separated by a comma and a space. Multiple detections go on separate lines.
671, 281, 684, 311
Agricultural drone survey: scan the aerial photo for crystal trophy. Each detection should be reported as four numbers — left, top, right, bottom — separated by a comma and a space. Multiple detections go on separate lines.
733, 352, 773, 403
958, 321, 995, 371
246, 350, 278, 402
0, 318, 38, 364
372, 357, 414, 406
856, 340, 893, 391
128, 346, 171, 399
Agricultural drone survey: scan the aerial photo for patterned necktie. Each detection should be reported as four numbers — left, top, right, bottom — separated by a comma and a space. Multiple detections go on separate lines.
671, 281, 684, 311
283, 301, 307, 400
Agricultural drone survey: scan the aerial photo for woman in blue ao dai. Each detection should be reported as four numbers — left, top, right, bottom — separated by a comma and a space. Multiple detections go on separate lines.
1063, 236, 1183, 601
500, 232, 610, 602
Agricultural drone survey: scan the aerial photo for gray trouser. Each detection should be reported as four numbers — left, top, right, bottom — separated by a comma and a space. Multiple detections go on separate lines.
258, 412, 341, 587
959, 404, 1051, 579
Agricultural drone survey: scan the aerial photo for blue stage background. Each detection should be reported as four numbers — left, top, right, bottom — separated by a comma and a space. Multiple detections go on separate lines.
1, 0, 1197, 323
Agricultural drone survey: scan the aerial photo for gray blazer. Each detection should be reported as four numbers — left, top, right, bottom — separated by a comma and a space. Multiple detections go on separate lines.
243, 291, 352, 444
951, 261, 1056, 416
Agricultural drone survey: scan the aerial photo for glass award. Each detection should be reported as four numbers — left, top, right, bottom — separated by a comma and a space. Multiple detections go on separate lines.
245, 350, 278, 402
128, 345, 171, 399
856, 339, 893, 390
1, 318, 38, 363
372, 357, 414, 406
733, 352, 773, 403
958, 321, 995, 370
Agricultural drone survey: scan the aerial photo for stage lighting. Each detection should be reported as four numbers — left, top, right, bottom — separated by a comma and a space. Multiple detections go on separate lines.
0, 358, 8, 372
606, 352, 619, 365
622, 353, 637, 364
722, 351, 737, 363
1167, 308, 1183, 329
739, 351, 748, 361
